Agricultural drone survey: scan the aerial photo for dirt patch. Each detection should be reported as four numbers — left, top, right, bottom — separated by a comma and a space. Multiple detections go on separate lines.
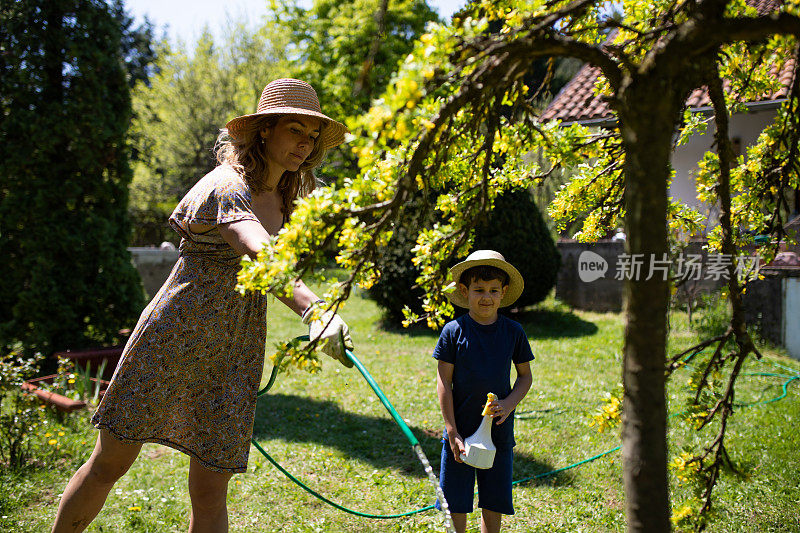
422, 428, 441, 439
142, 445, 172, 459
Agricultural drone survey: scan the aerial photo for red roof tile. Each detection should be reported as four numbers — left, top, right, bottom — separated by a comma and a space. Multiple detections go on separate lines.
749, 0, 783, 14
542, 0, 796, 124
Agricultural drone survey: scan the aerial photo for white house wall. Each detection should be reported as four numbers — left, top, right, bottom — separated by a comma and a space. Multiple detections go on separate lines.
670, 107, 779, 229
784, 277, 800, 359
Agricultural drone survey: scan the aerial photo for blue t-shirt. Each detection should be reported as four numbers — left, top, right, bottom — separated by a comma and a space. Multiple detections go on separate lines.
433, 314, 534, 449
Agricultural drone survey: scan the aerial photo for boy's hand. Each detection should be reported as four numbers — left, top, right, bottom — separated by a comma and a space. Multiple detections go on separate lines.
485, 398, 513, 425
448, 433, 466, 462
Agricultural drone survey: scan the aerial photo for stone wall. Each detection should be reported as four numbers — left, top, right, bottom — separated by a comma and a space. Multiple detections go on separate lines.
742, 272, 784, 345
128, 247, 179, 300
556, 240, 799, 358
556, 241, 625, 312
556, 240, 726, 313
744, 268, 800, 358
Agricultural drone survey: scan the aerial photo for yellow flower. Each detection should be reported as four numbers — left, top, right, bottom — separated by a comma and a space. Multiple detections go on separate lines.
48, 439, 58, 446
58, 431, 65, 436
128, 506, 142, 512
44, 432, 52, 438
671, 504, 694, 525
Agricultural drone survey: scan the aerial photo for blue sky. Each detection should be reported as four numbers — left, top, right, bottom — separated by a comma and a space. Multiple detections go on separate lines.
125, 0, 464, 44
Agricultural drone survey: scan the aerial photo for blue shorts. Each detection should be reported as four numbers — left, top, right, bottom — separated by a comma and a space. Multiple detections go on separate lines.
435, 440, 514, 515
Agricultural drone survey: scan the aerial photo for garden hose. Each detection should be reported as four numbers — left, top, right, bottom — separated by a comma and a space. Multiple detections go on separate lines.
252, 338, 800, 520
676, 349, 800, 408
252, 336, 454, 529
256, 337, 416, 446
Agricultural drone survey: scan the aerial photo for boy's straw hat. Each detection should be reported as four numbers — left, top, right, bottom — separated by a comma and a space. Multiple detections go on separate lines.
225, 78, 348, 150
447, 250, 524, 308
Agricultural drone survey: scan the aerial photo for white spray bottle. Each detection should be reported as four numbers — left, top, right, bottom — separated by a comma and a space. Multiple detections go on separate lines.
459, 392, 497, 469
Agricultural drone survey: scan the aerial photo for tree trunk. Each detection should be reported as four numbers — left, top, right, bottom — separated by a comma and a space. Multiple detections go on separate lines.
617, 77, 681, 532
352, 0, 390, 98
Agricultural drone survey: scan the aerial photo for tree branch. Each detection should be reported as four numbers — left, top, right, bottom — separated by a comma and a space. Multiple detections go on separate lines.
688, 12, 800, 54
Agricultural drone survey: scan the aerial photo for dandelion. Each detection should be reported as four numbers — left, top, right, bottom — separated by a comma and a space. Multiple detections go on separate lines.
48, 439, 58, 446
128, 506, 142, 512
590, 395, 622, 433
58, 431, 65, 436
44, 432, 52, 438
670, 452, 700, 484
671, 505, 694, 525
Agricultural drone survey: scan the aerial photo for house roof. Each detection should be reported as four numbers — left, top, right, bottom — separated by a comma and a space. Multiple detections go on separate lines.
542, 0, 797, 124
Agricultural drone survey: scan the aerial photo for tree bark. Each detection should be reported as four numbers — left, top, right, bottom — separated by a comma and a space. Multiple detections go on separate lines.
616, 74, 684, 532
352, 0, 390, 98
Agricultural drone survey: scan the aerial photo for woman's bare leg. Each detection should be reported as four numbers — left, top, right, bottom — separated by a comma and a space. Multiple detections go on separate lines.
187, 457, 233, 533
52, 429, 142, 532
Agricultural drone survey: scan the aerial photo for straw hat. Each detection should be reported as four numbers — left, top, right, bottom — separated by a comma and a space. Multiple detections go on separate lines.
447, 250, 524, 308
225, 78, 348, 150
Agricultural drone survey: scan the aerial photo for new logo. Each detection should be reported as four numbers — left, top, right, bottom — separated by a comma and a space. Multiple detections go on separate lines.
578, 251, 608, 282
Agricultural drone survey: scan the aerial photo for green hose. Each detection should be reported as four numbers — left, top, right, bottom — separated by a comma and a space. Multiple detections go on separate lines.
252, 339, 800, 519
258, 336, 416, 446
252, 337, 439, 519
251, 439, 432, 518
735, 373, 799, 407
345, 346, 419, 447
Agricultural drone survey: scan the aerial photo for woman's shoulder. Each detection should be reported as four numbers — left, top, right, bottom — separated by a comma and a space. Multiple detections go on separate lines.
204, 164, 247, 188
173, 165, 247, 214
187, 164, 249, 199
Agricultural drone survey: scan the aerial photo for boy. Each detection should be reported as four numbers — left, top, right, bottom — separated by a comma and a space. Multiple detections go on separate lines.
434, 250, 534, 533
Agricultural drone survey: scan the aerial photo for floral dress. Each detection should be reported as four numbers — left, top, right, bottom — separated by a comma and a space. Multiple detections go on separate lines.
92, 164, 269, 473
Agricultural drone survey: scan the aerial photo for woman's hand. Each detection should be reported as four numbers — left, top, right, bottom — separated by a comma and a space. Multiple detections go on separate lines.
303, 310, 354, 368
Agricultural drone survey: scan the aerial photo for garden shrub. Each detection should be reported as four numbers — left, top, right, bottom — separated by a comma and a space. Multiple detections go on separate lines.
0, 1, 146, 357
368, 193, 434, 326
369, 188, 560, 326
693, 291, 733, 338
472, 189, 561, 309
0, 352, 44, 470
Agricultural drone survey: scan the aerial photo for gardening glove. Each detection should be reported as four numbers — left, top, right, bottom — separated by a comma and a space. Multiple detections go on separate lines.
303, 308, 354, 368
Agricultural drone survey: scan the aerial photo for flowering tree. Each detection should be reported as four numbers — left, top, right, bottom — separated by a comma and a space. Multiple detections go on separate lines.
238, 1, 800, 530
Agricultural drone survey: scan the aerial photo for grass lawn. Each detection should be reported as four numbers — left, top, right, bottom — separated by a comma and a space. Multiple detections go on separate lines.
3, 282, 800, 532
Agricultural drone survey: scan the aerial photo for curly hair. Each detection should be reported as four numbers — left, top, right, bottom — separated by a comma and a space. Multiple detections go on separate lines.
214, 115, 328, 216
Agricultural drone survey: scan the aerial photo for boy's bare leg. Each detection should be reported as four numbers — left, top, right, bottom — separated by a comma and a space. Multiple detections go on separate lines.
480, 508, 502, 533
52, 429, 142, 532
187, 457, 233, 533
450, 512, 467, 533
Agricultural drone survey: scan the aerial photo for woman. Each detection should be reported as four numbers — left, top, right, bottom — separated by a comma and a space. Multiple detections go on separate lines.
52, 79, 353, 533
